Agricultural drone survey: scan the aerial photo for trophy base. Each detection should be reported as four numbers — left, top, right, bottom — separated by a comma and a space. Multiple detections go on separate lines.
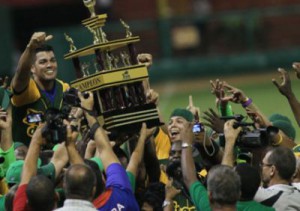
102, 103, 162, 142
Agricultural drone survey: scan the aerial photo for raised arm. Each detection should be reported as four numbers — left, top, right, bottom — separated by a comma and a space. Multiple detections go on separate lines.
64, 121, 84, 165
79, 92, 120, 170
180, 122, 197, 189
20, 124, 45, 185
126, 123, 147, 178
272, 68, 300, 127
12, 32, 53, 93
50, 143, 69, 179
0, 106, 13, 151
221, 120, 241, 167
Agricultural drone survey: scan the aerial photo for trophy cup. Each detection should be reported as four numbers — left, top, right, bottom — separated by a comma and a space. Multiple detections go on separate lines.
64, 0, 161, 144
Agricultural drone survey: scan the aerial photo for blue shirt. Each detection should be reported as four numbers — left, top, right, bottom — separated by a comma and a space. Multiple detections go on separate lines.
93, 163, 139, 211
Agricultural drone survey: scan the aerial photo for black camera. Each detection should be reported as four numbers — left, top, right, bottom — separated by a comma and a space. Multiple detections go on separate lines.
63, 87, 90, 107
219, 115, 278, 148
41, 106, 71, 144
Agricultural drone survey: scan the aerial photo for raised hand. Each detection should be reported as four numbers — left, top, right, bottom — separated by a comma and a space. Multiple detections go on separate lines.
27, 32, 53, 49
186, 95, 200, 118
210, 79, 226, 102
222, 81, 248, 104
165, 178, 181, 201
202, 108, 225, 133
146, 89, 159, 105
137, 53, 152, 68
272, 68, 293, 98
223, 120, 242, 145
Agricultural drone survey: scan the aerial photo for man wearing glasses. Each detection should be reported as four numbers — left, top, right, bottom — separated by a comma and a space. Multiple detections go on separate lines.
254, 147, 300, 210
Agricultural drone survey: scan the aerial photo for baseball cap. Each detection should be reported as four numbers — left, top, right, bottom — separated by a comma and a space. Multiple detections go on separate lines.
269, 113, 296, 140
6, 160, 24, 184
170, 108, 194, 122
6, 159, 45, 185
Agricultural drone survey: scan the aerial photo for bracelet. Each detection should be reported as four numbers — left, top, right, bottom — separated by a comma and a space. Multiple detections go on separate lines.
89, 122, 100, 140
242, 98, 252, 108
162, 200, 171, 208
181, 142, 193, 149
272, 134, 283, 146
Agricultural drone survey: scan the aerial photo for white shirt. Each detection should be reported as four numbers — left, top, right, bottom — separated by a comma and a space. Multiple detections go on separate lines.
254, 184, 300, 211
54, 199, 97, 211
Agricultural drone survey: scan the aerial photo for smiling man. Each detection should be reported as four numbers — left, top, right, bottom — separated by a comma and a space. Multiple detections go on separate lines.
11, 32, 69, 145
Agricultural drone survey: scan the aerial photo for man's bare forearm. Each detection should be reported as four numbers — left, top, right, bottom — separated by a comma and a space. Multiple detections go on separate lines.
12, 46, 34, 93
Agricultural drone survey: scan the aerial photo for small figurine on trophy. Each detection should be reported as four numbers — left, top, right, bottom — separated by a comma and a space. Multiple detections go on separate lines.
93, 59, 100, 72
120, 51, 131, 66
64, 33, 77, 53
83, 0, 96, 17
112, 55, 119, 69
87, 26, 100, 44
120, 19, 133, 38
106, 53, 113, 70
81, 62, 90, 77
102, 31, 108, 43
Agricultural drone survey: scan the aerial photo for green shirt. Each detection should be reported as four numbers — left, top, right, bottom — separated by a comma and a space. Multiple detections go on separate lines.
0, 144, 16, 178
0, 196, 5, 211
237, 200, 275, 211
126, 171, 135, 192
189, 181, 211, 211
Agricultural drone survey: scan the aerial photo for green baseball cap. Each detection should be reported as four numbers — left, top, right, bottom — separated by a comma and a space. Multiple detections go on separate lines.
170, 108, 194, 122
6, 159, 43, 184
6, 160, 24, 184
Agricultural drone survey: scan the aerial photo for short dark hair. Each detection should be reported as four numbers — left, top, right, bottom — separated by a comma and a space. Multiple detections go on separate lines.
84, 159, 105, 198
207, 165, 240, 206
26, 175, 55, 211
64, 164, 96, 200
267, 146, 296, 180
5, 184, 19, 211
35, 44, 54, 54
235, 163, 260, 200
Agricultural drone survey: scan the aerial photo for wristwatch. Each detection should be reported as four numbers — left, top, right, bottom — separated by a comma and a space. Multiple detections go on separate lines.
181, 142, 192, 148
162, 200, 171, 208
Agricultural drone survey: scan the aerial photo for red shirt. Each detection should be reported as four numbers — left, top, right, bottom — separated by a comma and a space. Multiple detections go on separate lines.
13, 184, 30, 211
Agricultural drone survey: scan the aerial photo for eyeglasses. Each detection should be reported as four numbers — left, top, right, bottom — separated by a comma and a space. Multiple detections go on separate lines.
260, 162, 273, 168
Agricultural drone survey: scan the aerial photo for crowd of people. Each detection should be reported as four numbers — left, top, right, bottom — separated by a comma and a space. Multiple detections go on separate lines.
0, 31, 300, 211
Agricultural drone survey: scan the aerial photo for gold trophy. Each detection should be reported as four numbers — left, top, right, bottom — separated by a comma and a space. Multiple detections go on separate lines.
64, 0, 161, 144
